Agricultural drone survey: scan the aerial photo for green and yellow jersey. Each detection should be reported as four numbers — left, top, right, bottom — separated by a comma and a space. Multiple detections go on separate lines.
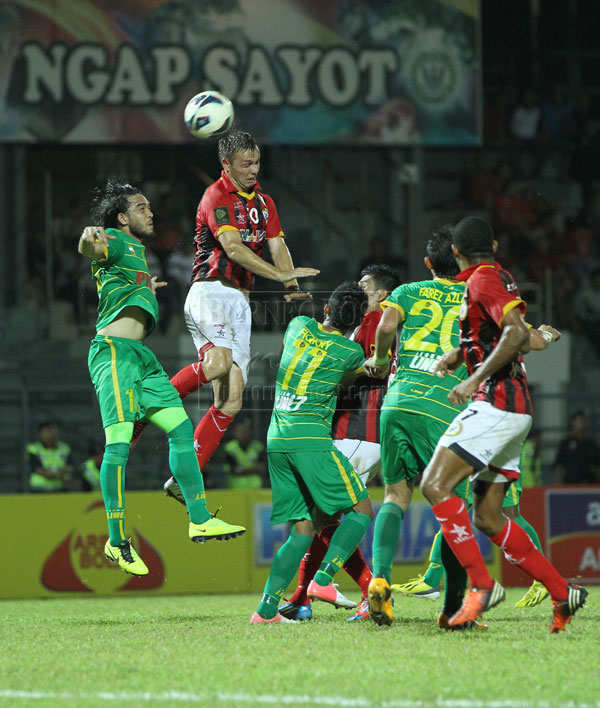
382, 278, 468, 427
267, 316, 365, 452
91, 228, 158, 336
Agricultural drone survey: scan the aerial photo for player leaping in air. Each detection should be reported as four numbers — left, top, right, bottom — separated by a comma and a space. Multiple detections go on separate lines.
130, 130, 318, 497
79, 179, 245, 577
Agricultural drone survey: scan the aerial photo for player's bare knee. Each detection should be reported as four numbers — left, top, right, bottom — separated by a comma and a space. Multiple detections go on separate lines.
217, 396, 243, 418
420, 474, 446, 505
202, 347, 233, 379
354, 497, 374, 520
294, 518, 315, 537
472, 510, 504, 537
383, 485, 411, 512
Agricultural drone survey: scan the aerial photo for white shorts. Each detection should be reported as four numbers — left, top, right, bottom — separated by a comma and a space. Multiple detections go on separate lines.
437, 400, 532, 484
333, 438, 381, 486
183, 281, 252, 383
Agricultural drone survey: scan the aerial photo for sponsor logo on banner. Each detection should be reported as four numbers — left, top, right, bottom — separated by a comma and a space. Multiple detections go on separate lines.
252, 500, 490, 566
41, 500, 164, 592
253, 502, 290, 566
546, 489, 600, 583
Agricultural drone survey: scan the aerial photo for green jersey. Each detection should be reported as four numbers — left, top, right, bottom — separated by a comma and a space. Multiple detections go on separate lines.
91, 228, 158, 336
267, 316, 365, 452
381, 278, 468, 426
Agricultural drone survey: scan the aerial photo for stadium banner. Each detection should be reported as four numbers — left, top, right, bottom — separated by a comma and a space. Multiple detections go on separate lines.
546, 488, 600, 585
0, 0, 481, 145
0, 488, 499, 599
501, 486, 600, 587
253, 496, 493, 568
0, 490, 253, 599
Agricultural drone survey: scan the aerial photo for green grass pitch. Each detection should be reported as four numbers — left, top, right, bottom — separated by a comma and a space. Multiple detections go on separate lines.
0, 588, 597, 708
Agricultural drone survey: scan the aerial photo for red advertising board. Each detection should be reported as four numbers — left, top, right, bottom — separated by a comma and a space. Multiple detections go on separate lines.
501, 486, 600, 587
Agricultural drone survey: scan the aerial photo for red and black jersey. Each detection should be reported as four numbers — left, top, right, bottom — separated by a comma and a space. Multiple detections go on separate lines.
456, 261, 533, 415
191, 170, 284, 290
332, 309, 392, 443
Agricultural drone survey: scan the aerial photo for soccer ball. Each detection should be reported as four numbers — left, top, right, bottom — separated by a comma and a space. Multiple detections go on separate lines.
183, 90, 235, 139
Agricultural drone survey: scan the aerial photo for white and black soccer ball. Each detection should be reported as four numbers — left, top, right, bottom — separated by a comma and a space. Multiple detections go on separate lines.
183, 90, 235, 139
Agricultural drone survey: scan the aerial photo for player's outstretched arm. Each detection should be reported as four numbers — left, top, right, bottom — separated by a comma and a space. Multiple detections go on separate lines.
268, 236, 314, 301
78, 226, 115, 260
219, 230, 319, 283
150, 276, 167, 295
529, 324, 561, 351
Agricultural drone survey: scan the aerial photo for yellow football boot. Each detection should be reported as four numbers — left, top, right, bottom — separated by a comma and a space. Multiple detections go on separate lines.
104, 538, 149, 576
368, 575, 394, 626
189, 508, 246, 543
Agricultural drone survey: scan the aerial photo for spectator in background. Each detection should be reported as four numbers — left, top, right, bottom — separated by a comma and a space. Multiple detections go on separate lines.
510, 89, 542, 143
520, 430, 543, 487
575, 267, 600, 356
541, 84, 572, 143
562, 209, 600, 280
79, 440, 103, 491
539, 83, 572, 179
224, 418, 266, 490
553, 268, 581, 332
509, 89, 542, 178
26, 421, 73, 492
553, 411, 600, 484
571, 113, 600, 210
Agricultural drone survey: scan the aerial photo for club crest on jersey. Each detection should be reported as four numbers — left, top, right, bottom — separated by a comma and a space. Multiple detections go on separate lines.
444, 420, 463, 437
214, 206, 230, 225
459, 298, 468, 320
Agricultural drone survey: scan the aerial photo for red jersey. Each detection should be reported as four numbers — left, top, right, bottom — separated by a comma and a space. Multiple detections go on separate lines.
192, 170, 284, 290
456, 261, 533, 415
332, 309, 391, 443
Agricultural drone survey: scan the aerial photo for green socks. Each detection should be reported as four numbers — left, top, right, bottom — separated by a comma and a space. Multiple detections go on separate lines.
423, 530, 444, 588
372, 502, 404, 583
167, 419, 210, 524
313, 512, 372, 586
258, 531, 313, 619
100, 442, 130, 545
514, 514, 543, 553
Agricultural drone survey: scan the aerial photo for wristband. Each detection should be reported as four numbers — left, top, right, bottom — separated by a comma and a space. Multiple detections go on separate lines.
540, 330, 554, 344
374, 354, 389, 366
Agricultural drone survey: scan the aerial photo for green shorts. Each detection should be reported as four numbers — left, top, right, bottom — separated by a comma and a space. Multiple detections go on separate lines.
502, 474, 522, 508
380, 407, 471, 502
88, 335, 182, 428
267, 446, 368, 525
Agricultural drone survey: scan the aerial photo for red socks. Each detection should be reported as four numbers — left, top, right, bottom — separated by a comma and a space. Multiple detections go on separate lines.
194, 404, 235, 468
490, 519, 568, 601
170, 362, 208, 399
289, 533, 329, 605
288, 522, 372, 604
432, 496, 494, 590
